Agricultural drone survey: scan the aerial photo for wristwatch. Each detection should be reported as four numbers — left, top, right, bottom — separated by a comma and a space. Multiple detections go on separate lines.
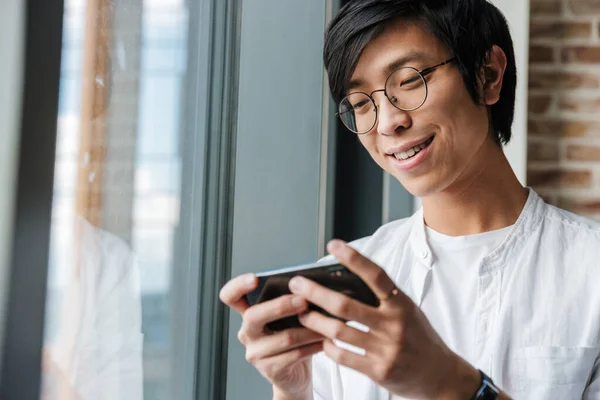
470, 370, 500, 400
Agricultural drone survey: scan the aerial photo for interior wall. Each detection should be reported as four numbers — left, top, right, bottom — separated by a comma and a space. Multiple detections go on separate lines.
490, 0, 531, 184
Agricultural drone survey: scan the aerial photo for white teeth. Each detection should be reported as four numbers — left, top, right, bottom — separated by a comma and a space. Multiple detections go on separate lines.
393, 137, 433, 161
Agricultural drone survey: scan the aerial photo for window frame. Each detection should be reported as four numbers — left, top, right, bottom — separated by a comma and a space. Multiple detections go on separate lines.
0, 0, 64, 398
170, 0, 241, 399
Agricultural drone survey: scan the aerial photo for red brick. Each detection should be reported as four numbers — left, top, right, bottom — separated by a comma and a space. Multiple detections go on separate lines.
566, 144, 600, 161
528, 140, 560, 161
569, 0, 600, 14
562, 46, 600, 64
529, 70, 600, 89
559, 95, 600, 113
528, 119, 600, 137
530, 21, 591, 39
527, 169, 592, 188
528, 94, 553, 114
531, 0, 562, 15
529, 45, 555, 63
557, 197, 600, 215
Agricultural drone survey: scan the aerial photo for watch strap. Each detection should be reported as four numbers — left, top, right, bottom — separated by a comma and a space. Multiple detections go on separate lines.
470, 370, 500, 400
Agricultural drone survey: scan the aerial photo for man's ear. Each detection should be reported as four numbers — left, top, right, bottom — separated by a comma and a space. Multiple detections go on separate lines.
481, 45, 507, 106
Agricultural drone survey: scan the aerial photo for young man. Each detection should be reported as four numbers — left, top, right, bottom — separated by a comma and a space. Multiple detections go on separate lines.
220, 1, 600, 399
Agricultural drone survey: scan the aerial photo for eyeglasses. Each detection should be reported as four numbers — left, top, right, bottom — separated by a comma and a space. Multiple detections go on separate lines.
336, 57, 456, 135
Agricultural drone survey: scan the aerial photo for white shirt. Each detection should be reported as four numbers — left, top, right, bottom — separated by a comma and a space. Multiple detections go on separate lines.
313, 189, 600, 400
422, 224, 513, 364
42, 217, 143, 400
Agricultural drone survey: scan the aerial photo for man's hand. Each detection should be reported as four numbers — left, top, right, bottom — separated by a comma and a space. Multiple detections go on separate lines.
220, 273, 324, 400
289, 239, 508, 399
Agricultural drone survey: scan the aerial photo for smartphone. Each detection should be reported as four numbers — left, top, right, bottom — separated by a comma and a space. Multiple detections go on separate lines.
245, 260, 379, 331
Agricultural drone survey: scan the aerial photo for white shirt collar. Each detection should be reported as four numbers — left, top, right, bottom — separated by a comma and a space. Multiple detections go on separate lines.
409, 188, 545, 274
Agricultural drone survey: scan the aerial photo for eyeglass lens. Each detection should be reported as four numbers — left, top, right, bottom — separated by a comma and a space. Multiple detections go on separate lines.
338, 67, 426, 134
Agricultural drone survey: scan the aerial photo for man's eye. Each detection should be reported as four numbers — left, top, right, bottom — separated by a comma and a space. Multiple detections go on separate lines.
400, 76, 423, 87
352, 100, 370, 109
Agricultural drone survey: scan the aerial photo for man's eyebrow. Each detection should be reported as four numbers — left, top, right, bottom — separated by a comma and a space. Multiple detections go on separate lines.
346, 51, 427, 92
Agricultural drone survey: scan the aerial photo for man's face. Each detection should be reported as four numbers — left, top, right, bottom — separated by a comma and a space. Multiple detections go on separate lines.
348, 22, 492, 198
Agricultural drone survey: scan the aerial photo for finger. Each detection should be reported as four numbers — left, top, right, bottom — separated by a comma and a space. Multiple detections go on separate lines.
219, 273, 258, 314
242, 294, 308, 338
327, 240, 410, 305
255, 342, 324, 381
298, 311, 377, 353
288, 276, 379, 327
245, 328, 324, 363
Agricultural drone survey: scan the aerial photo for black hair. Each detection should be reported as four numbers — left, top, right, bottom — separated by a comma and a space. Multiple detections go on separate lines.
324, 0, 517, 146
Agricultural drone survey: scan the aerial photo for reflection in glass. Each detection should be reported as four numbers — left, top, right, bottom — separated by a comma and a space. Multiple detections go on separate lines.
42, 0, 189, 398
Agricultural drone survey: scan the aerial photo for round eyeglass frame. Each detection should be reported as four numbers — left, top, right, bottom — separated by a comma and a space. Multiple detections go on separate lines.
336, 57, 456, 135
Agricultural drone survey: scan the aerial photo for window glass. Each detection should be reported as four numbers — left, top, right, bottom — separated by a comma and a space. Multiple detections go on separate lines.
41, 0, 192, 398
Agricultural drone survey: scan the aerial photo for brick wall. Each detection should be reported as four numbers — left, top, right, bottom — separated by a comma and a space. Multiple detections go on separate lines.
528, 0, 600, 220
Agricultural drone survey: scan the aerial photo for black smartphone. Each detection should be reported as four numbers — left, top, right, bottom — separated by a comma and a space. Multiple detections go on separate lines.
245, 261, 379, 331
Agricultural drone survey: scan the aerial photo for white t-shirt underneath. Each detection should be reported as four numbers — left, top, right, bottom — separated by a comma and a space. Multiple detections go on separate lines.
421, 225, 513, 363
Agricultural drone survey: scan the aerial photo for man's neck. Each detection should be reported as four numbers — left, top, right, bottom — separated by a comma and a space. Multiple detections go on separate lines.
421, 139, 527, 237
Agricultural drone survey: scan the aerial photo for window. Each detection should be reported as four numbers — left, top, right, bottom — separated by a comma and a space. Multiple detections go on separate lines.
40, 0, 235, 398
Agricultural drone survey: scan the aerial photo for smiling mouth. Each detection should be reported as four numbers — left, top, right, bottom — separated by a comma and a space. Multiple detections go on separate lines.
392, 136, 434, 161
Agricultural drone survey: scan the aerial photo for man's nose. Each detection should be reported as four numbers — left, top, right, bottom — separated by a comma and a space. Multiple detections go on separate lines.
374, 93, 412, 136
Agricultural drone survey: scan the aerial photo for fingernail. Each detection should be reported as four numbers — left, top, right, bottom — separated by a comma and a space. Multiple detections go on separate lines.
245, 274, 255, 286
291, 296, 304, 308
289, 276, 304, 291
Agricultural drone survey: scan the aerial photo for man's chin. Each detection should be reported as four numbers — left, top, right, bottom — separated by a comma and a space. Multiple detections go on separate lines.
394, 175, 442, 199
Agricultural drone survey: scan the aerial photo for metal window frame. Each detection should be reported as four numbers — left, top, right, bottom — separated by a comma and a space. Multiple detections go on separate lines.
0, 0, 64, 399
382, 171, 414, 224
171, 0, 241, 399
